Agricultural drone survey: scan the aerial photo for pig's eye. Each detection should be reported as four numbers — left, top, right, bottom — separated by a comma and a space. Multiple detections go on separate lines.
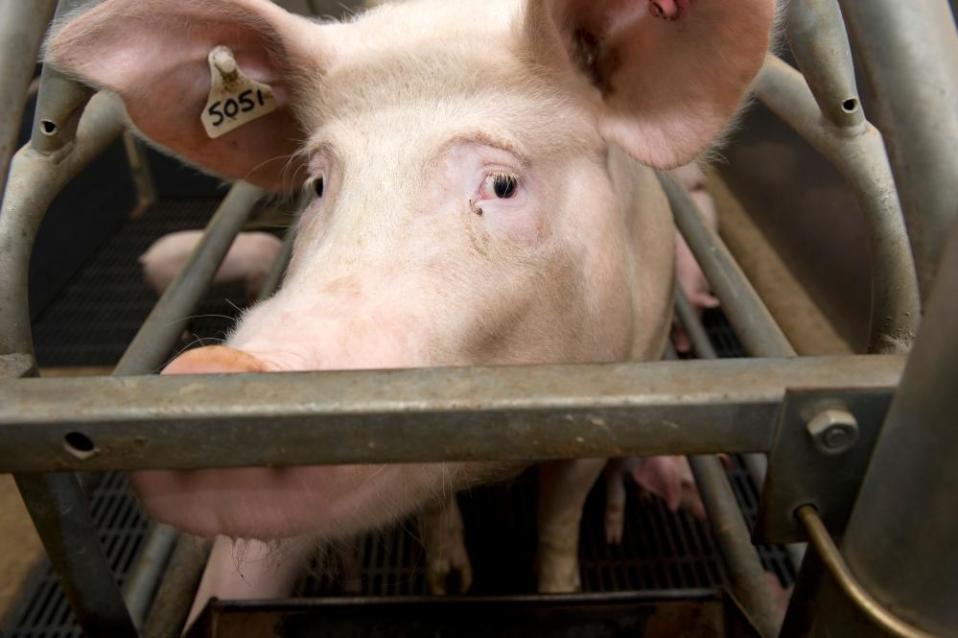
312, 176, 325, 198
492, 173, 518, 199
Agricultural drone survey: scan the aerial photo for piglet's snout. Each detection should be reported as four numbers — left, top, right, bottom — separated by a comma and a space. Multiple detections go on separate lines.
162, 345, 267, 375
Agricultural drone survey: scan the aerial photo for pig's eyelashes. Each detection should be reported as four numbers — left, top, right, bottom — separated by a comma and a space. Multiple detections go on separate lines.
480, 173, 519, 200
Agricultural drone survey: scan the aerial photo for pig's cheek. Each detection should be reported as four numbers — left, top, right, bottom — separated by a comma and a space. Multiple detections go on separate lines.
482, 201, 548, 248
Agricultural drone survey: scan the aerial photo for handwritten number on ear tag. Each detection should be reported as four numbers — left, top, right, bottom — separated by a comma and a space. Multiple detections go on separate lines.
201, 46, 278, 139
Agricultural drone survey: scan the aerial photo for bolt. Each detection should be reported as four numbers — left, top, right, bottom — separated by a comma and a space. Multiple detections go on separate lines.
807, 409, 859, 455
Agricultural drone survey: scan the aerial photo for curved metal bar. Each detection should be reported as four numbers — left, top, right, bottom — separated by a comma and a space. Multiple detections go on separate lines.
755, 55, 921, 354
0, 92, 126, 359
839, 0, 958, 298
796, 505, 936, 638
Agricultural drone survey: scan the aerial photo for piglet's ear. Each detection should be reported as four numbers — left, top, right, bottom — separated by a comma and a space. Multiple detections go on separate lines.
48, 0, 323, 191
525, 0, 775, 168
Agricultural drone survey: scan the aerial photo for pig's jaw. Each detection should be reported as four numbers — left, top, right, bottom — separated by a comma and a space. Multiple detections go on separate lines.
130, 461, 510, 541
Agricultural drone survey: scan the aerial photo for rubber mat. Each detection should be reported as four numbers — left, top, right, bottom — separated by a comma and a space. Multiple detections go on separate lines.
7, 201, 788, 637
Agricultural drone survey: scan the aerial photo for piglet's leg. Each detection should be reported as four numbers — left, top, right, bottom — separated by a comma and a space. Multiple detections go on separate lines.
536, 459, 606, 593
649, 0, 692, 20
420, 495, 472, 595
185, 535, 314, 632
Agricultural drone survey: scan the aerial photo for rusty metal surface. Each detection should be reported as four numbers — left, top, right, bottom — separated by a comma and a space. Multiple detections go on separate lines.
0, 355, 903, 473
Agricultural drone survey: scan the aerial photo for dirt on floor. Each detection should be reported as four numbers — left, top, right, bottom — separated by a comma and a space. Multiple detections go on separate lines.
0, 474, 44, 623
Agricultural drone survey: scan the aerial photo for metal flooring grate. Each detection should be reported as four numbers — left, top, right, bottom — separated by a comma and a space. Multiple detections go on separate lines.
8, 203, 791, 636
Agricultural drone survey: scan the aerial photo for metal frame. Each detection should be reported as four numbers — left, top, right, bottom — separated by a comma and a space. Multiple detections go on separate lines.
1, 1, 956, 637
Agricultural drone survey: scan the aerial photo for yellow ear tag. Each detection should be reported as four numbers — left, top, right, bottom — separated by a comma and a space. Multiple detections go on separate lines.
201, 45, 278, 139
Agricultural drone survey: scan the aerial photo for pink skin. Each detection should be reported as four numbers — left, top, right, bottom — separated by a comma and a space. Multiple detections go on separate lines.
140, 231, 283, 302
670, 163, 720, 353
48, 0, 775, 616
604, 457, 706, 545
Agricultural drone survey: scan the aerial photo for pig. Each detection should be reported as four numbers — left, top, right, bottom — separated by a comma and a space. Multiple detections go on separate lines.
47, 0, 775, 622
139, 230, 284, 302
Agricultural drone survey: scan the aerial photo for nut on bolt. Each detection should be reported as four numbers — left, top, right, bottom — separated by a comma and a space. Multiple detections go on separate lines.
807, 409, 859, 455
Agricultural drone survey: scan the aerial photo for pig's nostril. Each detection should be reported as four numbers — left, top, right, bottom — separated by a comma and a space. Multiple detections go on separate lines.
64, 431, 98, 460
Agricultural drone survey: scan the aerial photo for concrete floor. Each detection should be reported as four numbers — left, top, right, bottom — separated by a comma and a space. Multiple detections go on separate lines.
0, 474, 43, 623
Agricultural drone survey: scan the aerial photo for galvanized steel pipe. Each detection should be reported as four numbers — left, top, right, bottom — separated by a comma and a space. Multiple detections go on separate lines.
0, 92, 125, 359
811, 224, 958, 635
0, 0, 57, 199
840, 0, 958, 299
0, 355, 903, 473
755, 55, 921, 354
113, 181, 265, 375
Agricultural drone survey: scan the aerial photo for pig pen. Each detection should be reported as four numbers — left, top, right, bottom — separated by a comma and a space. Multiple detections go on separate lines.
0, 1, 956, 637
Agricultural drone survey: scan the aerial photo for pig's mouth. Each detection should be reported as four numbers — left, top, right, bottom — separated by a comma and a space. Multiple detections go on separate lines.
131, 345, 475, 540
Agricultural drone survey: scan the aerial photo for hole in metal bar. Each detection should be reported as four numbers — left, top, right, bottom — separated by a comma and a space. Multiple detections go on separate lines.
842, 98, 859, 113
64, 431, 98, 460
40, 120, 58, 135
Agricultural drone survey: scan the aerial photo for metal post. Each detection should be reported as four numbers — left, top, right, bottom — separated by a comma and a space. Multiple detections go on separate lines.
659, 173, 795, 359
674, 294, 783, 635
676, 290, 800, 628
840, 0, 958, 299
0, 0, 57, 200
113, 181, 265, 375
809, 223, 958, 634
15, 473, 138, 637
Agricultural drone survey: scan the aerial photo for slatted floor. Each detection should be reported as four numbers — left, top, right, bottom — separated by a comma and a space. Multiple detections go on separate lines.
6, 199, 787, 637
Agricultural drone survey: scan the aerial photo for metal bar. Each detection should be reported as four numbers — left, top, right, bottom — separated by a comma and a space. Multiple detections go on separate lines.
659, 170, 791, 562
689, 454, 781, 637
659, 172, 795, 359
0, 91, 126, 358
122, 524, 178, 627
123, 132, 157, 218
811, 222, 958, 634
255, 215, 297, 303
754, 54, 921, 354
111, 183, 264, 621
113, 181, 264, 375
0, 0, 57, 199
0, 355, 902, 472
15, 473, 138, 637
28, 0, 95, 155
839, 0, 958, 299
796, 506, 936, 638
676, 289, 805, 593
142, 536, 212, 638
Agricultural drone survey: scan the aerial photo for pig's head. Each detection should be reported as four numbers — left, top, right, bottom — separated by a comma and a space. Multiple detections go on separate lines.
49, 0, 774, 540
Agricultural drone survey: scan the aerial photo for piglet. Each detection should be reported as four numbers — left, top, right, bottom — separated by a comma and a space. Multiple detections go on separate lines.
139, 230, 283, 302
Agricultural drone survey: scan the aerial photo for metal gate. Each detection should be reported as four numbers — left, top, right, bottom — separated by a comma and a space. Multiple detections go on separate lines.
0, 1, 956, 637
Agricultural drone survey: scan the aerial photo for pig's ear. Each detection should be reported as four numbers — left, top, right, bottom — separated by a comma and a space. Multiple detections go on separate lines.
47, 0, 323, 191
524, 0, 775, 168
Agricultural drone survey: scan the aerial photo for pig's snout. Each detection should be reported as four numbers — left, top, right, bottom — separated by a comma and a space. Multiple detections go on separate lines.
161, 345, 267, 375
